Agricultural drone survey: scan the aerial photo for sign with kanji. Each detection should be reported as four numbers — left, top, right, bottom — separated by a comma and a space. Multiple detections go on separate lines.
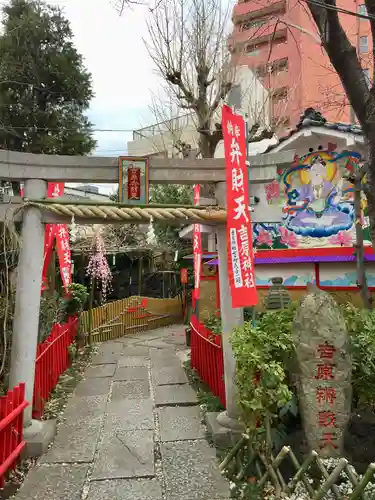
222, 104, 257, 308
119, 156, 149, 205
55, 224, 72, 291
292, 289, 352, 458
41, 183, 66, 291
193, 184, 202, 298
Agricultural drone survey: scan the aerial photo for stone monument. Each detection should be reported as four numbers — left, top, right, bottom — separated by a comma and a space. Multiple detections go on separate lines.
292, 284, 352, 457
263, 277, 291, 310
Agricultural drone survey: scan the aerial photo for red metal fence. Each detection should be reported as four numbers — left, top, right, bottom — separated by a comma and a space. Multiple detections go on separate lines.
33, 316, 78, 419
190, 315, 226, 406
0, 383, 28, 488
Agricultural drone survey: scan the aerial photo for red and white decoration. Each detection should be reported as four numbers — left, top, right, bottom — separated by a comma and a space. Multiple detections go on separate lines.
222, 104, 257, 308
193, 184, 202, 299
40, 183, 72, 292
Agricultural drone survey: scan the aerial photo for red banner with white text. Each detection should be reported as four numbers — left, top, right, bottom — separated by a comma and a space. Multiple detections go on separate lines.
41, 183, 65, 290
193, 184, 202, 299
222, 104, 257, 308
55, 224, 72, 291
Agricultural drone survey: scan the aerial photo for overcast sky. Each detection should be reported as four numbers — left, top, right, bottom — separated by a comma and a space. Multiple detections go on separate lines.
49, 0, 159, 153
33, 0, 161, 193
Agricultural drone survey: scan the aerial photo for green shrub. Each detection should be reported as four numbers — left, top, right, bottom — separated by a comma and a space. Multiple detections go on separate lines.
231, 301, 375, 431
231, 305, 296, 429
341, 303, 375, 407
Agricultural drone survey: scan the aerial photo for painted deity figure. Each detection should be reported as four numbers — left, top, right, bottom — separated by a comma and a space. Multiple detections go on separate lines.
279, 148, 361, 238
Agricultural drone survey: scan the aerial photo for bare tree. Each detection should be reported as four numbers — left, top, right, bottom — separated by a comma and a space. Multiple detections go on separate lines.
145, 0, 234, 159
148, 90, 198, 158
305, 0, 375, 243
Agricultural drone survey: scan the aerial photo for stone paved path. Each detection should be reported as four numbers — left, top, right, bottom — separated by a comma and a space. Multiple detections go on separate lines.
15, 325, 230, 500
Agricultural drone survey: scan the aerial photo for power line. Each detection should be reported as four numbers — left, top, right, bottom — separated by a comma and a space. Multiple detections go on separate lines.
302, 0, 375, 22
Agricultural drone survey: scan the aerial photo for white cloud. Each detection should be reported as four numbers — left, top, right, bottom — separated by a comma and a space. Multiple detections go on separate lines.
47, 0, 160, 155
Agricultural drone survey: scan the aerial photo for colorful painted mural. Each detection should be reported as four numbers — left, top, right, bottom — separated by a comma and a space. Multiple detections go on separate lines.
255, 263, 315, 286
258, 146, 371, 249
319, 263, 375, 287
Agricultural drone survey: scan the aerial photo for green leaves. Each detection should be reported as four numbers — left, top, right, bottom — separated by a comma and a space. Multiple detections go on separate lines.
0, 0, 95, 156
230, 306, 296, 431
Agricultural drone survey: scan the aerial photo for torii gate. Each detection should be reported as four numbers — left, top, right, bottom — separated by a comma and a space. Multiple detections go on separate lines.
0, 148, 294, 436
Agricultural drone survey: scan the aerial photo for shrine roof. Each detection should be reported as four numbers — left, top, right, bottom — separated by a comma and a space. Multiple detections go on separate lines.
262, 108, 364, 154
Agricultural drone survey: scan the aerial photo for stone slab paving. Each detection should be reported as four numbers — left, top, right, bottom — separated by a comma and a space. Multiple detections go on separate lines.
104, 399, 154, 431
85, 363, 117, 378
91, 429, 155, 480
152, 365, 189, 385
158, 406, 205, 442
155, 384, 198, 407
111, 379, 150, 400
15, 324, 229, 500
117, 355, 150, 367
15, 464, 89, 500
74, 377, 111, 397
162, 440, 230, 500
114, 365, 149, 381
41, 395, 107, 464
87, 478, 163, 500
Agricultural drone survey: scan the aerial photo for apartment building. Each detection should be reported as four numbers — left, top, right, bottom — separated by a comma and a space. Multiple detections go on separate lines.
230, 0, 372, 126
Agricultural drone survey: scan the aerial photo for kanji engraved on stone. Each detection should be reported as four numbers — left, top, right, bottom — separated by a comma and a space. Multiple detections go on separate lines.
315, 364, 335, 380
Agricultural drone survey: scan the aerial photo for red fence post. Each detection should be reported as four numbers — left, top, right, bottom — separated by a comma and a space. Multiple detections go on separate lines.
189, 318, 226, 407
32, 316, 78, 419
0, 383, 28, 488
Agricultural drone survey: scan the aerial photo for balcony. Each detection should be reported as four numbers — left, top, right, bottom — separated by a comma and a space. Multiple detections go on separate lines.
233, 20, 286, 45
132, 113, 194, 140
232, 0, 286, 22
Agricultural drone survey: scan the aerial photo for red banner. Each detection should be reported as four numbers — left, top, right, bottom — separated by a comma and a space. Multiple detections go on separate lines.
41, 183, 70, 291
193, 184, 202, 299
222, 104, 257, 308
180, 268, 188, 284
128, 166, 141, 200
41, 183, 65, 290
55, 224, 72, 291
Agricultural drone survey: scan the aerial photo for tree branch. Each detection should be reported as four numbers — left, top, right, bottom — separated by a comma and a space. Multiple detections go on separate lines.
306, 0, 373, 132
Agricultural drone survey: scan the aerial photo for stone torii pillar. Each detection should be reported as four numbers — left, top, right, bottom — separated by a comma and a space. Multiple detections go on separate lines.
9, 179, 46, 426
209, 181, 244, 440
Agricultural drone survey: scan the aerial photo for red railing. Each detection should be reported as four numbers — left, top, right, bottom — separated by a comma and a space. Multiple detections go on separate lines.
0, 383, 28, 488
190, 316, 226, 406
33, 316, 78, 418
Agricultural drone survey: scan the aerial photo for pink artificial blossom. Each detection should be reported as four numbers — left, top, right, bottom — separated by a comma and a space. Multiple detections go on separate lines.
256, 230, 273, 247
279, 227, 299, 248
329, 231, 353, 247
86, 230, 113, 300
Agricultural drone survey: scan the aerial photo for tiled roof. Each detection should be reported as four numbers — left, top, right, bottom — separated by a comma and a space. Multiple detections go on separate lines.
262, 108, 363, 154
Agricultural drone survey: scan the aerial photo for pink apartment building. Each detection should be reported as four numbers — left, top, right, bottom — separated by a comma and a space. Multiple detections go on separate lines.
231, 0, 373, 126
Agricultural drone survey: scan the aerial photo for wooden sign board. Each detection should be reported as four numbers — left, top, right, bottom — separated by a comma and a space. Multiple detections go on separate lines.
119, 156, 149, 205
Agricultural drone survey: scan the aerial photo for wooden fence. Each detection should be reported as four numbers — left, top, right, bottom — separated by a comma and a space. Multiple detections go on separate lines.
80, 295, 183, 343
0, 384, 28, 488
33, 317, 78, 419
190, 315, 226, 406
222, 435, 375, 499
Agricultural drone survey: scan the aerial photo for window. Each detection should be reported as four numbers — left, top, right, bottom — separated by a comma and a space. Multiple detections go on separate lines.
241, 18, 266, 31
246, 44, 260, 56
256, 58, 288, 78
359, 36, 369, 53
364, 68, 371, 87
358, 4, 367, 15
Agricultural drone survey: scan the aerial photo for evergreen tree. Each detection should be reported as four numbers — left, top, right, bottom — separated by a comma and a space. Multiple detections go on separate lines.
0, 0, 96, 162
